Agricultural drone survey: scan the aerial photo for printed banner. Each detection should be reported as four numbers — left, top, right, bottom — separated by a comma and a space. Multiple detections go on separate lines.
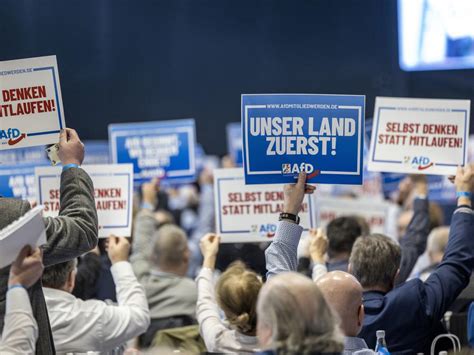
226, 122, 243, 166
317, 196, 391, 234
242, 94, 365, 185
368, 97, 470, 175
214, 168, 316, 243
0, 146, 48, 165
0, 56, 65, 149
35, 164, 134, 237
109, 119, 197, 185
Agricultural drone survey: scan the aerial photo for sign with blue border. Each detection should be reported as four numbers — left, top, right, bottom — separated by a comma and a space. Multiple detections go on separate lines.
226, 122, 243, 166
0, 55, 65, 149
35, 164, 134, 237
242, 94, 365, 185
0, 146, 48, 165
368, 97, 470, 175
108, 119, 197, 185
213, 168, 316, 243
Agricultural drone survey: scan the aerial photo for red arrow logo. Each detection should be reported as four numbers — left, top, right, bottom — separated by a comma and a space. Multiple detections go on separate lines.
8, 133, 26, 146
418, 162, 434, 170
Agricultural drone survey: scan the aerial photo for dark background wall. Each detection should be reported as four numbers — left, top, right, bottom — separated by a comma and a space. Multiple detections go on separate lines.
2, 0, 473, 155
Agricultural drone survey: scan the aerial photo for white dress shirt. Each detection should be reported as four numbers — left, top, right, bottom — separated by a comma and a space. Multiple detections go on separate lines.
196, 268, 260, 354
0, 287, 38, 354
44, 261, 150, 355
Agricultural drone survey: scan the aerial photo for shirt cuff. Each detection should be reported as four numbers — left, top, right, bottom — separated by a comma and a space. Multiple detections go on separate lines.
273, 220, 304, 249
110, 261, 134, 281
6, 287, 32, 315
62, 163, 80, 172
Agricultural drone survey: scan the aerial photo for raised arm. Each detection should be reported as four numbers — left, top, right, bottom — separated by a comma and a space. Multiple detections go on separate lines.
97, 237, 150, 351
265, 172, 315, 280
42, 129, 99, 266
195, 233, 227, 352
424, 165, 474, 321
397, 176, 430, 284
130, 180, 159, 280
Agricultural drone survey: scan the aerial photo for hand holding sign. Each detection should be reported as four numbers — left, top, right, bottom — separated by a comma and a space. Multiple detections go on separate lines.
283, 172, 316, 215
8, 246, 44, 288
107, 235, 130, 264
200, 233, 221, 270
58, 128, 85, 166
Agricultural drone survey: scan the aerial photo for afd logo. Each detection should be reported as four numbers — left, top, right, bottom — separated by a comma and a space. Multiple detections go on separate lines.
259, 223, 277, 238
282, 163, 314, 176
0, 128, 26, 146
411, 156, 434, 170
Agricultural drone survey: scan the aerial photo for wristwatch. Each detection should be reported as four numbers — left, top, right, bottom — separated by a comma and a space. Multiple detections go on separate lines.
279, 212, 300, 225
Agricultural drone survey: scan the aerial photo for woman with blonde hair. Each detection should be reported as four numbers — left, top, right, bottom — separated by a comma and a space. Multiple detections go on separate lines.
196, 234, 262, 353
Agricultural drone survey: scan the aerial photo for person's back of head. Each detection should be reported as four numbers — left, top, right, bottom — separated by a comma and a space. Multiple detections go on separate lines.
257, 272, 343, 355
151, 224, 189, 276
326, 216, 362, 260
349, 234, 401, 292
216, 261, 262, 335
42, 259, 77, 293
316, 271, 364, 337
427, 226, 450, 264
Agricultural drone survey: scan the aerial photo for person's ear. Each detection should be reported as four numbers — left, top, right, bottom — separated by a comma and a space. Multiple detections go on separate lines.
357, 304, 365, 327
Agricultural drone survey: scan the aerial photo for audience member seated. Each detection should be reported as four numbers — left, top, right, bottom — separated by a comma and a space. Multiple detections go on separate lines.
196, 233, 262, 353
317, 271, 373, 354
131, 180, 197, 348
42, 236, 150, 354
0, 128, 99, 355
0, 246, 43, 354
265, 168, 474, 353
256, 272, 344, 355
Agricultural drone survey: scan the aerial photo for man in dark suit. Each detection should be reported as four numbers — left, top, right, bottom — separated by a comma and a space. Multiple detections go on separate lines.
0, 128, 99, 355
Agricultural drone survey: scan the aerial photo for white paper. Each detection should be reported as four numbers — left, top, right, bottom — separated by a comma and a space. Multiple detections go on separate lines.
0, 205, 46, 268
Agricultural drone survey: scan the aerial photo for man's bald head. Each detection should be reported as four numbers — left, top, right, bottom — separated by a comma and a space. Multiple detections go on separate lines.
257, 272, 343, 353
316, 271, 364, 337
151, 224, 189, 275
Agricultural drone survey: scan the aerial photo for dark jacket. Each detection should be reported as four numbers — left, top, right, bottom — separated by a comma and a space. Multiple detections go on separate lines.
359, 206, 474, 353
0, 167, 99, 355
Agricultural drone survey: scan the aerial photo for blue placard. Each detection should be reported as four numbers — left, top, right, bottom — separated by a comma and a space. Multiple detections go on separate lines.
242, 94, 365, 185
226, 122, 243, 166
83, 140, 110, 165
108, 119, 197, 184
0, 164, 38, 200
0, 146, 48, 165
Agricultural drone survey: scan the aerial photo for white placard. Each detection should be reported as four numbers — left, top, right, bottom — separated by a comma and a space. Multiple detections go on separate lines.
317, 197, 391, 235
35, 164, 134, 237
0, 56, 65, 149
214, 168, 316, 243
368, 97, 470, 175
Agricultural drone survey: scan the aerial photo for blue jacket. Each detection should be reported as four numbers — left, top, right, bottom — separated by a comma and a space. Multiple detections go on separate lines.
266, 206, 474, 354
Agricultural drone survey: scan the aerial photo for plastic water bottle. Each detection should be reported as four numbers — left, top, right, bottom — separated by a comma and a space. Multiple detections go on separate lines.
375, 330, 390, 354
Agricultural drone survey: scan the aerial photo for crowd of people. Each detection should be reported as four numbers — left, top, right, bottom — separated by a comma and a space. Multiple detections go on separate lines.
1, 127, 474, 354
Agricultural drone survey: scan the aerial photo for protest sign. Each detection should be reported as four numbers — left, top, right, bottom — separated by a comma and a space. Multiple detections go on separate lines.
214, 168, 316, 243
83, 140, 110, 165
0, 146, 48, 165
35, 164, 133, 237
242, 94, 365, 185
0, 56, 65, 149
368, 97, 470, 175
109, 119, 197, 185
0, 164, 39, 203
226, 122, 243, 166
317, 196, 391, 234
